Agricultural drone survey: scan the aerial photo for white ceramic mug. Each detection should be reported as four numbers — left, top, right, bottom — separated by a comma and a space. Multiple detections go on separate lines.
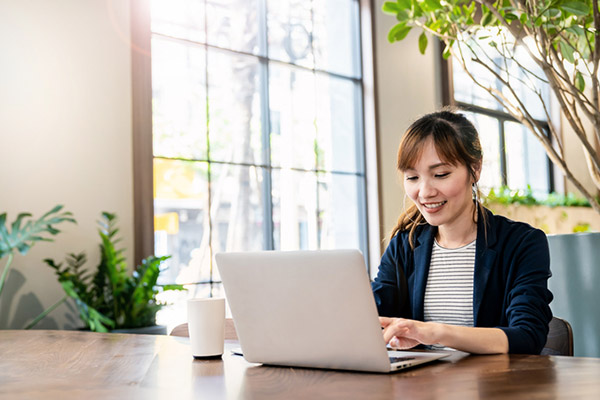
187, 298, 225, 358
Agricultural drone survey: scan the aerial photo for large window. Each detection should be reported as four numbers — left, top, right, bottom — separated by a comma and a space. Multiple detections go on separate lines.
449, 43, 554, 197
148, 0, 368, 325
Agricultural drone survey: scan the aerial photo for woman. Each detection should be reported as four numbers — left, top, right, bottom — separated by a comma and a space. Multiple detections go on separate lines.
372, 110, 553, 354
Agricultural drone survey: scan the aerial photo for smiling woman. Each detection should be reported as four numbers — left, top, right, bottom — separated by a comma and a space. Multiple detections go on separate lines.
372, 109, 553, 355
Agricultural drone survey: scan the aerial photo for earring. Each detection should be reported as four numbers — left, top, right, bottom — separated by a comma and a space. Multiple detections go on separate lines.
472, 182, 480, 204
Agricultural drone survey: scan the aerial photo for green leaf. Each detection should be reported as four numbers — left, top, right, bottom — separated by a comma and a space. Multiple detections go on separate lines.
41, 205, 63, 219
418, 32, 428, 54
427, 19, 443, 31
566, 25, 585, 36
398, 0, 411, 9
161, 284, 186, 291
16, 243, 31, 255
0, 206, 76, 259
481, 9, 494, 26
423, 0, 442, 12
575, 71, 585, 92
519, 13, 528, 25
561, 1, 590, 16
388, 23, 412, 43
442, 40, 454, 59
396, 9, 409, 21
543, 8, 562, 18
11, 213, 31, 233
535, 16, 543, 27
382, 2, 400, 14
560, 40, 576, 63
412, 1, 424, 18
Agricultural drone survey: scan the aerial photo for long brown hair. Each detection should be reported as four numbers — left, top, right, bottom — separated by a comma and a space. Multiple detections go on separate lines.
390, 109, 487, 247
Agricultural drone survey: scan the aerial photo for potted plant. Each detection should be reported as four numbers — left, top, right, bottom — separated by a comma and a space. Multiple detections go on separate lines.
0, 206, 76, 328
42, 212, 184, 333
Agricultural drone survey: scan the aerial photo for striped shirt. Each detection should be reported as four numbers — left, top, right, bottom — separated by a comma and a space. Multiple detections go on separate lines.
423, 239, 476, 327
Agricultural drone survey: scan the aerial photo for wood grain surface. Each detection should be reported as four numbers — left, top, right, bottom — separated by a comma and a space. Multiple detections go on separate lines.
170, 318, 238, 340
2, 330, 600, 399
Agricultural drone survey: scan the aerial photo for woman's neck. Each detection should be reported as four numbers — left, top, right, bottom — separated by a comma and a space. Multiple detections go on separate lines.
436, 206, 478, 249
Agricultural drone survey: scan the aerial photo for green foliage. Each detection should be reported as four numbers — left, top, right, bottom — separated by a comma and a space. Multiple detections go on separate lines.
573, 222, 592, 232
382, 0, 595, 85
485, 185, 592, 208
0, 205, 75, 298
45, 212, 185, 332
0, 205, 76, 259
486, 185, 538, 206
382, 1, 600, 215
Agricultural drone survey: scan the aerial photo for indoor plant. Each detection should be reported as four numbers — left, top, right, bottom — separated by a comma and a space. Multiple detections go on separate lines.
0, 205, 75, 304
43, 212, 184, 332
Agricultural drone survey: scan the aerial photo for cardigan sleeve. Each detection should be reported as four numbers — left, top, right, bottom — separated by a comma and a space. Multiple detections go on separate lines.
371, 235, 411, 318
496, 228, 554, 354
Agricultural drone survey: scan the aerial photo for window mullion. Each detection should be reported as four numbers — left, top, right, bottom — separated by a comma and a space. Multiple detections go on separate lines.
259, 0, 274, 250
499, 120, 507, 187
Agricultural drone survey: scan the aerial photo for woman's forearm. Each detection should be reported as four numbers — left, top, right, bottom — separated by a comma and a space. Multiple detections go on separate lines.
433, 323, 509, 354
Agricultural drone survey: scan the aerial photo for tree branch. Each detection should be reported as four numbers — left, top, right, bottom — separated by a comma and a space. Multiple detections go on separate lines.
593, 0, 600, 145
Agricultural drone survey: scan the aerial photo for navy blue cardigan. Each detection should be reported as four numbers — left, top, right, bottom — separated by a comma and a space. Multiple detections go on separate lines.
372, 207, 553, 354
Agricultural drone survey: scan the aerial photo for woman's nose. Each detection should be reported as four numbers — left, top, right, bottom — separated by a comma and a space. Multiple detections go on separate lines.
419, 179, 437, 197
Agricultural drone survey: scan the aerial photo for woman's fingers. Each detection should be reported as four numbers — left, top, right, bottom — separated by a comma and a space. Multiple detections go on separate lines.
379, 317, 394, 328
382, 321, 410, 343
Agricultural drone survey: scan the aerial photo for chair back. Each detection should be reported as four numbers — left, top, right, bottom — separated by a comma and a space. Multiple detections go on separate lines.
541, 316, 573, 356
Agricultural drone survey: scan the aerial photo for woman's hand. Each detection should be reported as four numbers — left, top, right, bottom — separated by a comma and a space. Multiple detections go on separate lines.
379, 317, 441, 349
379, 317, 509, 354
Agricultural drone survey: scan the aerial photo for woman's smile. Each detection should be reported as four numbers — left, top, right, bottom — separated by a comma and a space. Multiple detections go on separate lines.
403, 137, 477, 232
422, 200, 447, 211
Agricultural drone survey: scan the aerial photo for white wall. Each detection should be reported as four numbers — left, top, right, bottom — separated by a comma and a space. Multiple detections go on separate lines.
561, 112, 599, 199
0, 0, 134, 329
373, 0, 441, 250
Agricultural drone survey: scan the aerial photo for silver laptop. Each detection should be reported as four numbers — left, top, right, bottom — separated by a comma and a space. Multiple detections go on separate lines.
215, 249, 449, 373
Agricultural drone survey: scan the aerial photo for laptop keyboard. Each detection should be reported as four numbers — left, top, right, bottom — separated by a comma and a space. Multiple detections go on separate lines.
389, 356, 416, 363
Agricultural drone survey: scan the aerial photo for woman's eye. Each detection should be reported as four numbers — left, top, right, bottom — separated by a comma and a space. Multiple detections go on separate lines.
406, 176, 418, 181
435, 173, 450, 178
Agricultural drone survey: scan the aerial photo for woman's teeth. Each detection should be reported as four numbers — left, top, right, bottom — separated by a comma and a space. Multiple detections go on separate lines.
423, 201, 446, 209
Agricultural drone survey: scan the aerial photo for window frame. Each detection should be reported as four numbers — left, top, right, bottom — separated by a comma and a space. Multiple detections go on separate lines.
130, 0, 381, 274
439, 48, 555, 194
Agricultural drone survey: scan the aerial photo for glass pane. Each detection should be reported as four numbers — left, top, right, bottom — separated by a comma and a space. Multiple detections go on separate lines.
272, 169, 318, 250
269, 63, 317, 170
154, 158, 210, 287
267, 0, 314, 68
210, 164, 266, 275
453, 39, 551, 121
208, 49, 262, 164
506, 46, 551, 121
505, 121, 550, 195
313, 0, 360, 77
464, 112, 502, 192
206, 0, 261, 55
150, 0, 205, 43
453, 42, 503, 111
152, 37, 207, 159
315, 73, 362, 173
318, 173, 363, 250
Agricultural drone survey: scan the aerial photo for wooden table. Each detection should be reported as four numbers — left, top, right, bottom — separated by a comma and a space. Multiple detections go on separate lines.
1, 330, 600, 399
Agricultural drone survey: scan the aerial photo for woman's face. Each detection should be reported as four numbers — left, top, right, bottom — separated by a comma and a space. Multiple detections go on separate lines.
403, 137, 479, 230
